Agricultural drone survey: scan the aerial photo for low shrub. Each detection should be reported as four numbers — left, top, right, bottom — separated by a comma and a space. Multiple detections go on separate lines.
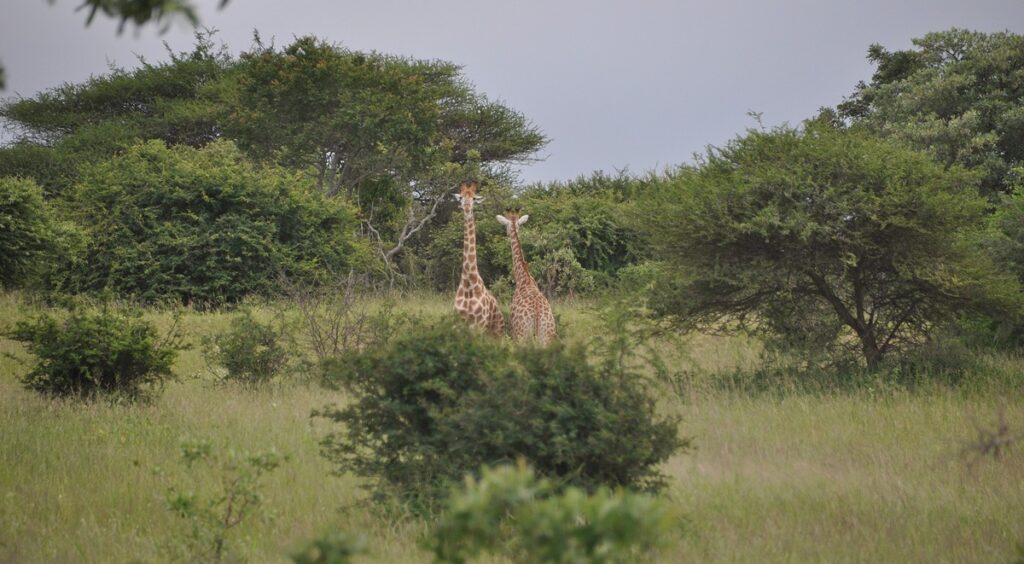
202, 309, 294, 385
426, 462, 678, 564
164, 439, 286, 562
316, 318, 685, 510
6, 305, 185, 400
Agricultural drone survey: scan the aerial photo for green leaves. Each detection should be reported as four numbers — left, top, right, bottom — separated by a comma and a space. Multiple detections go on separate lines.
63, 139, 355, 305
644, 123, 1022, 367
316, 318, 684, 511
0, 177, 62, 288
6, 305, 185, 400
839, 29, 1024, 196
427, 462, 678, 564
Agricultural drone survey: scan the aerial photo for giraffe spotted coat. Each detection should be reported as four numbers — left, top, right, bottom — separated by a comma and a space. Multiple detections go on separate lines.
497, 210, 557, 345
454, 182, 505, 335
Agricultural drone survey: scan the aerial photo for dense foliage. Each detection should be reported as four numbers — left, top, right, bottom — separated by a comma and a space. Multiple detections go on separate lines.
316, 320, 683, 509
836, 29, 1024, 197
0, 33, 547, 294
0, 177, 61, 288
6, 306, 184, 400
59, 140, 357, 305
427, 462, 677, 564
643, 123, 1022, 368
229, 35, 545, 199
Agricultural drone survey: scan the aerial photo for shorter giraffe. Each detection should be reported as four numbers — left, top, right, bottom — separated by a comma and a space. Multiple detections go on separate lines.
496, 208, 557, 345
454, 181, 505, 335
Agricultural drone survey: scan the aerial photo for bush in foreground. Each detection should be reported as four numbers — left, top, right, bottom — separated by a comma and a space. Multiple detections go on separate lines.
6, 305, 185, 400
427, 462, 677, 564
316, 319, 684, 510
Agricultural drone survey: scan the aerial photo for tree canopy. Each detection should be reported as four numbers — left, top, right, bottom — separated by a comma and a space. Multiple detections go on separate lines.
643, 123, 1022, 368
836, 29, 1024, 197
59, 139, 358, 306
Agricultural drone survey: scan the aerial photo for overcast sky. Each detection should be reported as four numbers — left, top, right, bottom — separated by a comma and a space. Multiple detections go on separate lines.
2, 0, 1023, 184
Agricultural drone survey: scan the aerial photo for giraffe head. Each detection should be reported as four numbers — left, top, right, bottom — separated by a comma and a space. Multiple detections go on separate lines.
496, 207, 529, 235
458, 181, 482, 208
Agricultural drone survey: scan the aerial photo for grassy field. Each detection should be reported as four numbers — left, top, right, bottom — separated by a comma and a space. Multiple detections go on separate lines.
1, 292, 1022, 563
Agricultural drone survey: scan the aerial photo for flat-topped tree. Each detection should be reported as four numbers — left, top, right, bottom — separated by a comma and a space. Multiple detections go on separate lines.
644, 122, 1022, 369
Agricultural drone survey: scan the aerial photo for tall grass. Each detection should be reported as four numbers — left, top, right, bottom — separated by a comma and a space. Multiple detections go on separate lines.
1, 292, 1022, 562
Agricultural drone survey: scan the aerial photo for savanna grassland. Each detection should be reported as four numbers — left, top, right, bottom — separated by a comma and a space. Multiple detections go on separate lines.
1, 292, 1021, 563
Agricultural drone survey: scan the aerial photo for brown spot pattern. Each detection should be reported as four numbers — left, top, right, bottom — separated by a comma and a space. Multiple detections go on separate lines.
453, 181, 505, 336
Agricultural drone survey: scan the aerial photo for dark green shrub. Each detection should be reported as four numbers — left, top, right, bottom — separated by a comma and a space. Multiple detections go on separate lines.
0, 177, 60, 288
63, 139, 356, 306
316, 321, 503, 508
6, 306, 185, 400
316, 319, 684, 510
427, 462, 678, 564
202, 309, 294, 385
453, 344, 683, 493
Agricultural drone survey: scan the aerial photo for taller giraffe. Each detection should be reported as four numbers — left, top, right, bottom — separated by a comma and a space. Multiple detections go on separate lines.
454, 181, 505, 335
496, 208, 557, 345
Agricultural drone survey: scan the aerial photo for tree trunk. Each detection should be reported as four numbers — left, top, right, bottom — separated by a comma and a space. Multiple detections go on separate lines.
861, 334, 883, 371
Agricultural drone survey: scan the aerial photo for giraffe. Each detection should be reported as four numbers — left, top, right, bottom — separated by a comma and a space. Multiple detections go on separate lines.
496, 208, 557, 345
453, 181, 505, 336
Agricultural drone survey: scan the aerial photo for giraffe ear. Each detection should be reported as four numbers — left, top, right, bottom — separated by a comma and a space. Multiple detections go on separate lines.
516, 215, 529, 226
496, 215, 511, 227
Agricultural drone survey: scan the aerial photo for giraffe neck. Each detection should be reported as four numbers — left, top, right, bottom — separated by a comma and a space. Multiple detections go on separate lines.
460, 201, 483, 290
508, 225, 536, 289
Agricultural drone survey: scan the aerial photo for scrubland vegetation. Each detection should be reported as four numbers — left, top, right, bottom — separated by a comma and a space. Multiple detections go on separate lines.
3, 25, 1024, 564
1, 293, 1022, 562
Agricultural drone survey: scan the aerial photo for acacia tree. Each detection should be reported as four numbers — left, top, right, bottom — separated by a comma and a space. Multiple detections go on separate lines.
0, 32, 230, 195
644, 123, 1021, 369
225, 35, 546, 285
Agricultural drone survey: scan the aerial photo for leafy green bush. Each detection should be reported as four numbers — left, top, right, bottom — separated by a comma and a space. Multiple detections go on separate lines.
6, 306, 185, 400
202, 309, 295, 385
62, 139, 356, 306
0, 176, 60, 288
316, 319, 684, 510
427, 462, 678, 564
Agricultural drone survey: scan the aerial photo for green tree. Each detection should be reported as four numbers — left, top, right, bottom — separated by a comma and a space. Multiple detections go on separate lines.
0, 32, 231, 195
225, 36, 545, 284
643, 123, 1022, 369
836, 29, 1024, 196
62, 139, 357, 306
228, 35, 545, 199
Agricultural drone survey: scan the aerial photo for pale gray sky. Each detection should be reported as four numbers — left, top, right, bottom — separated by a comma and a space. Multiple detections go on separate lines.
2, 0, 1023, 183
